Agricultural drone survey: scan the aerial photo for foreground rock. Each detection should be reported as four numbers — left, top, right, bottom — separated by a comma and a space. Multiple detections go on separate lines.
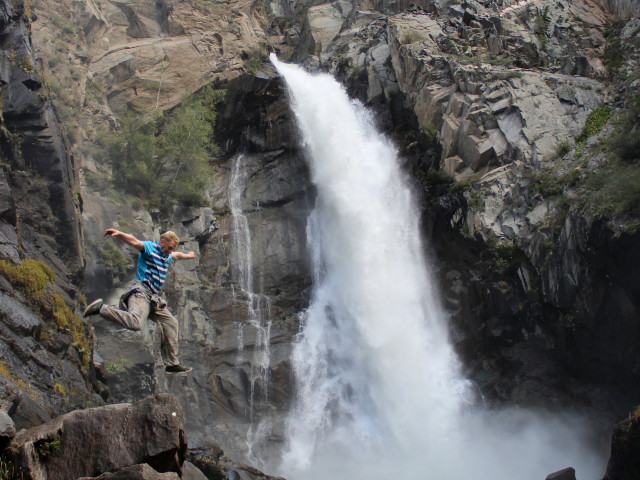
602, 412, 640, 480
10, 394, 186, 479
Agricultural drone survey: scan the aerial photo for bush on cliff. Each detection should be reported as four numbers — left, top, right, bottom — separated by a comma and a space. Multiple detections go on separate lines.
527, 90, 640, 232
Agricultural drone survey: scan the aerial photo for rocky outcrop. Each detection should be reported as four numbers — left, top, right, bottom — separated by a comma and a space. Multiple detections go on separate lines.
2, 394, 285, 480
1, 0, 84, 275
0, 0, 101, 425
597, 0, 640, 17
602, 412, 640, 480
10, 394, 186, 479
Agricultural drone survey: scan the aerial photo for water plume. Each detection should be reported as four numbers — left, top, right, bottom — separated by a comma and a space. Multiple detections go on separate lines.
270, 54, 605, 480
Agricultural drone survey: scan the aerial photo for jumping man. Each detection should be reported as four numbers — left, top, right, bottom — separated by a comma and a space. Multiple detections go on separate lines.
84, 229, 195, 374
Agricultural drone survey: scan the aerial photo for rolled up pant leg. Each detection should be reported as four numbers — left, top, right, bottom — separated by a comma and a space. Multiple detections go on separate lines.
149, 306, 180, 367
99, 293, 149, 331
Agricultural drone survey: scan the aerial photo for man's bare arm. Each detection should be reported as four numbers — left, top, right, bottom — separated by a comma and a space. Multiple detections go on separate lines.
104, 229, 144, 251
172, 251, 196, 261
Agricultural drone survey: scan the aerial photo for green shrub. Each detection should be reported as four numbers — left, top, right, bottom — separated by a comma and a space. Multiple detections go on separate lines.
581, 162, 640, 220
105, 356, 129, 373
607, 91, 640, 163
422, 122, 438, 145
0, 259, 90, 369
526, 166, 579, 199
576, 106, 614, 143
37, 438, 61, 457
0, 258, 54, 297
400, 31, 425, 45
426, 168, 453, 185
0, 454, 13, 479
603, 19, 625, 79
467, 189, 485, 211
51, 292, 90, 368
557, 140, 571, 157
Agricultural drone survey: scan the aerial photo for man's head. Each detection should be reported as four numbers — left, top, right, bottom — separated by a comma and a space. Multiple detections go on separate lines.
159, 231, 180, 256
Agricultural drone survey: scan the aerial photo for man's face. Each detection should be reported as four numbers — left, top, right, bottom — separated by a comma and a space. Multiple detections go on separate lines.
159, 238, 177, 256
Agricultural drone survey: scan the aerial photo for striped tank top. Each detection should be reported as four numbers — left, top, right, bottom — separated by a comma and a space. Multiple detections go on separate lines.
136, 241, 172, 294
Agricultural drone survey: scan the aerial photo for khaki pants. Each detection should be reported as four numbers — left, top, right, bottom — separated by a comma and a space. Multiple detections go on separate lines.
99, 292, 180, 367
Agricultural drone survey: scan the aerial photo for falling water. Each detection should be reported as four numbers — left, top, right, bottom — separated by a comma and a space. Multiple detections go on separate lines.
229, 154, 273, 424
270, 54, 606, 480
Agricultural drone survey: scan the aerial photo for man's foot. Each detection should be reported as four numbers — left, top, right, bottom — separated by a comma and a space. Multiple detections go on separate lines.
83, 298, 103, 317
165, 364, 192, 375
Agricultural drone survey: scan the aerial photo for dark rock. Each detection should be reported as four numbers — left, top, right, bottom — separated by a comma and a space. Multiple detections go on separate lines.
602, 416, 640, 480
8, 393, 52, 431
0, 0, 84, 276
78, 463, 180, 479
0, 410, 15, 449
545, 467, 576, 480
0, 291, 42, 334
161, 19, 184, 36
10, 394, 187, 480
187, 442, 227, 480
182, 461, 209, 480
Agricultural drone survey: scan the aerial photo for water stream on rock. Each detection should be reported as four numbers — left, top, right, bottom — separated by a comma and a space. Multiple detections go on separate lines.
229, 154, 273, 427
270, 54, 606, 480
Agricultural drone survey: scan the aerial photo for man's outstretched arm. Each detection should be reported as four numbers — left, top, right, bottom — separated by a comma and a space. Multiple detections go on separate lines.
171, 251, 196, 261
104, 228, 144, 251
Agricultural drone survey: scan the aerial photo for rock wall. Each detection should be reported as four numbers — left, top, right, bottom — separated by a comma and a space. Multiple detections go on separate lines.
2, 393, 283, 480
0, 0, 100, 427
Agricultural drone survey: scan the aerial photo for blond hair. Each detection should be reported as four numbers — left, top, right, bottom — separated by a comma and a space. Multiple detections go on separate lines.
160, 231, 180, 245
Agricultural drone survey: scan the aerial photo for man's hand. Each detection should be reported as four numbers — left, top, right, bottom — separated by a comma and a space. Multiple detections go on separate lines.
103, 229, 144, 251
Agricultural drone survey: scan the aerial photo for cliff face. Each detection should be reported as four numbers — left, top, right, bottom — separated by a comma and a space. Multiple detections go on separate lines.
0, 0, 100, 428
1, 0, 638, 472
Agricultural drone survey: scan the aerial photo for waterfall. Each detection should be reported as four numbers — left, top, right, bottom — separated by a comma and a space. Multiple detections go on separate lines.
270, 54, 606, 480
229, 154, 273, 424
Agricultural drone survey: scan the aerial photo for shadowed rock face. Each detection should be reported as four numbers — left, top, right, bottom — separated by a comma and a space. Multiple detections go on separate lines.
0, 0, 100, 429
602, 414, 640, 480
0, 0, 83, 276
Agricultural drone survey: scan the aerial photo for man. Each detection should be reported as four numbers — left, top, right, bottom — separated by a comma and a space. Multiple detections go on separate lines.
84, 228, 195, 374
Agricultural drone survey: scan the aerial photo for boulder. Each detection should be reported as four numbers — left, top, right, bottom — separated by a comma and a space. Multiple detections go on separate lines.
602, 415, 640, 480
8, 394, 52, 431
10, 394, 187, 480
0, 410, 15, 449
545, 467, 576, 480
78, 463, 180, 479
182, 462, 209, 480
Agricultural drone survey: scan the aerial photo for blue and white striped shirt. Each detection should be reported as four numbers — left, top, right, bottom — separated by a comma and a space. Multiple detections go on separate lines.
136, 241, 172, 294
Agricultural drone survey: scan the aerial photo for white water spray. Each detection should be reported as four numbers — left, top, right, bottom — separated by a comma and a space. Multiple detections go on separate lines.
270, 54, 606, 480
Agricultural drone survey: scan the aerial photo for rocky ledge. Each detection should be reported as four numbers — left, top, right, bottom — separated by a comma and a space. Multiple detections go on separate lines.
0, 393, 638, 479
0, 394, 285, 480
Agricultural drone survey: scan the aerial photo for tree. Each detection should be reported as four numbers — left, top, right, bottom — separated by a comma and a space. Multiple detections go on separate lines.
107, 86, 225, 213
